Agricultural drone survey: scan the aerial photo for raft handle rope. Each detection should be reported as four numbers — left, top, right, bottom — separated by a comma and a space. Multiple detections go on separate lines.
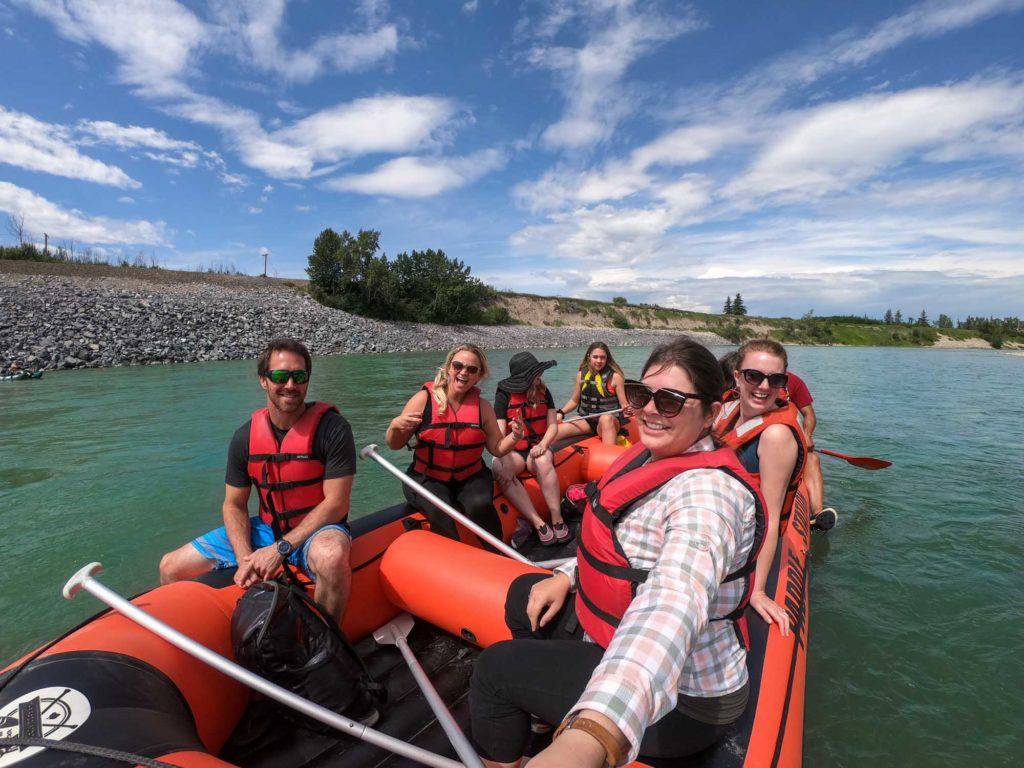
360, 444, 533, 566
63, 563, 465, 768
374, 613, 485, 768
0, 737, 181, 767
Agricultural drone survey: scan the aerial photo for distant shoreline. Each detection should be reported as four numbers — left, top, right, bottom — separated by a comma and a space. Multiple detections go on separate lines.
2, 260, 1007, 371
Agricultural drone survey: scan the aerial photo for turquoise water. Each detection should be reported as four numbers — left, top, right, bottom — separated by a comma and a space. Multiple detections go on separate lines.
1, 346, 1021, 765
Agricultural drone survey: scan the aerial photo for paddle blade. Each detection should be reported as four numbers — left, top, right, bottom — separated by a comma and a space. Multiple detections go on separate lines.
818, 448, 892, 470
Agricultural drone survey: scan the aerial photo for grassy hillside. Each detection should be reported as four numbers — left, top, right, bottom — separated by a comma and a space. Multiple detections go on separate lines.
496, 292, 1015, 348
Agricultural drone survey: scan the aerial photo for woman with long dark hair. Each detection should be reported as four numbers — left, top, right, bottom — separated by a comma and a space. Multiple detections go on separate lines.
554, 342, 632, 445
469, 337, 765, 767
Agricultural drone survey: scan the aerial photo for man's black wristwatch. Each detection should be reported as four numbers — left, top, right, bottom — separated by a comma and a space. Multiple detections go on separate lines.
275, 539, 294, 557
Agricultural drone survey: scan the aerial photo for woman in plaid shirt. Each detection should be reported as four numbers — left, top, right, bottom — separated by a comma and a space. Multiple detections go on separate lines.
469, 338, 764, 768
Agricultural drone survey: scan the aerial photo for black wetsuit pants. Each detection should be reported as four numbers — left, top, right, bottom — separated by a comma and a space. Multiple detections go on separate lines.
469, 573, 732, 763
403, 465, 501, 544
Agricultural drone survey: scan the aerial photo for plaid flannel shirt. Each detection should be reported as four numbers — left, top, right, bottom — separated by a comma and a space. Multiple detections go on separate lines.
555, 436, 758, 763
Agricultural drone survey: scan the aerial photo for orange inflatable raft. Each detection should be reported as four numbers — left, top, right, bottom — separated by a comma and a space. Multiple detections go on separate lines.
0, 433, 810, 768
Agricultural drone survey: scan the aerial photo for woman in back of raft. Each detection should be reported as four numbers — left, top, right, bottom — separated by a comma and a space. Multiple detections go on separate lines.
491, 352, 572, 546
469, 337, 766, 768
555, 342, 632, 445
386, 344, 522, 544
713, 338, 807, 636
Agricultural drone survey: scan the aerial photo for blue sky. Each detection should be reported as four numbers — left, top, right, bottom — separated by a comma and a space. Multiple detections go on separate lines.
1, 0, 1022, 320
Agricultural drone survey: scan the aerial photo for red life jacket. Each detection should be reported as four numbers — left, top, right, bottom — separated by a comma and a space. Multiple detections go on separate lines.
712, 394, 807, 528
505, 390, 549, 451
247, 401, 338, 533
576, 442, 766, 649
412, 382, 487, 482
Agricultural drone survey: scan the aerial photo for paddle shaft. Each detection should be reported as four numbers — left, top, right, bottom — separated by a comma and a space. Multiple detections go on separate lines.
561, 407, 623, 424
380, 619, 485, 768
360, 444, 533, 566
63, 564, 465, 768
818, 447, 892, 469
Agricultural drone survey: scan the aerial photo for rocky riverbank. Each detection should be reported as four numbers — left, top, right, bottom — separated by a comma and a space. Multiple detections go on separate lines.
0, 271, 727, 370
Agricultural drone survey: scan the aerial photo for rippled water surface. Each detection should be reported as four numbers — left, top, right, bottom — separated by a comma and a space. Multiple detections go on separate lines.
1, 346, 1020, 765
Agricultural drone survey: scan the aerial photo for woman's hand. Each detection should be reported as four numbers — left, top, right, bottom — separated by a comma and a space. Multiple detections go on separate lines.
526, 572, 571, 631
529, 443, 548, 459
750, 589, 791, 637
507, 418, 525, 441
622, 404, 635, 418
389, 412, 422, 432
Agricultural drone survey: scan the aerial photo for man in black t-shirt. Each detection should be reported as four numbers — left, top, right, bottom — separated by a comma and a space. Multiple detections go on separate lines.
158, 338, 357, 625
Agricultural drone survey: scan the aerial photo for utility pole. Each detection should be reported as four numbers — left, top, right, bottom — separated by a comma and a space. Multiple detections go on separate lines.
43, 233, 48, 255
263, 249, 268, 277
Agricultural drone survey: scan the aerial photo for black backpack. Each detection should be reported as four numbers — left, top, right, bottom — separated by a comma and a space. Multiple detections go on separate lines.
231, 579, 386, 733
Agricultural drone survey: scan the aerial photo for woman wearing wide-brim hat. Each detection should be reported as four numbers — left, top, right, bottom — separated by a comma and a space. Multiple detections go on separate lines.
492, 352, 572, 546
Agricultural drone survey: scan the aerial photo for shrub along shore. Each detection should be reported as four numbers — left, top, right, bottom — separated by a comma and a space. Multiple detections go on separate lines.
0, 267, 728, 371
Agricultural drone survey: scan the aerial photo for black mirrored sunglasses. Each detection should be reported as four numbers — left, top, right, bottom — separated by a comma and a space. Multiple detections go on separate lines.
740, 369, 788, 389
624, 380, 705, 417
266, 369, 310, 384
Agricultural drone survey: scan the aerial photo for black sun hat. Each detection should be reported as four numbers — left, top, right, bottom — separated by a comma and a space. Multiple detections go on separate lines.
497, 352, 557, 393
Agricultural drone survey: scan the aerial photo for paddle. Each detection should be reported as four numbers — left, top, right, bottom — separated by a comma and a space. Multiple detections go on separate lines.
63, 563, 465, 768
818, 448, 892, 470
374, 614, 486, 768
360, 444, 534, 566
561, 407, 624, 424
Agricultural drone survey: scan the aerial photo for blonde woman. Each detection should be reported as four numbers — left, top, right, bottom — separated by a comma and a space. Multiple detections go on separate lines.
386, 344, 522, 543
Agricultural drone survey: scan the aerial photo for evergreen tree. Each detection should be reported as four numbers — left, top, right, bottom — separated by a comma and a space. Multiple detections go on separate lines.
733, 293, 747, 316
884, 309, 893, 325
894, 309, 903, 325
937, 314, 953, 329
724, 296, 733, 314
917, 310, 929, 326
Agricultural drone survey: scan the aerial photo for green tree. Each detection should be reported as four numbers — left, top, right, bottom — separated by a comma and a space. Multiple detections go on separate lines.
884, 308, 893, 325
917, 310, 929, 326
724, 296, 733, 314
612, 296, 628, 306
306, 228, 343, 294
733, 293, 747, 316
894, 309, 903, 325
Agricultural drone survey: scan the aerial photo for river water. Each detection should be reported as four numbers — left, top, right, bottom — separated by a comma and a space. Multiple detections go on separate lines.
0, 346, 1020, 765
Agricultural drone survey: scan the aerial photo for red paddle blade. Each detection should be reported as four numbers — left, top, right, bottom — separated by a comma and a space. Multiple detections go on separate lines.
818, 448, 892, 470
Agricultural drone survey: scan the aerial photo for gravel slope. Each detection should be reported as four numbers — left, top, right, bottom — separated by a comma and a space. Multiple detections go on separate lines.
0, 269, 727, 370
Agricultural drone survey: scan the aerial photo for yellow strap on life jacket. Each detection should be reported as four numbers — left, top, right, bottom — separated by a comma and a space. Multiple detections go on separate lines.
584, 370, 607, 397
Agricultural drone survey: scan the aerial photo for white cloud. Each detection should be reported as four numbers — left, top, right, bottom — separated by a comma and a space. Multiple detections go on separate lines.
462, 0, 479, 13
295, 204, 311, 212
21, 1, 425, 182
325, 149, 507, 197
211, 0, 399, 82
830, 0, 1024, 69
77, 119, 199, 152
117, 196, 135, 203
0, 181, 167, 244
18, 0, 208, 95
525, 2, 702, 149
727, 80, 1024, 201
0, 106, 139, 188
